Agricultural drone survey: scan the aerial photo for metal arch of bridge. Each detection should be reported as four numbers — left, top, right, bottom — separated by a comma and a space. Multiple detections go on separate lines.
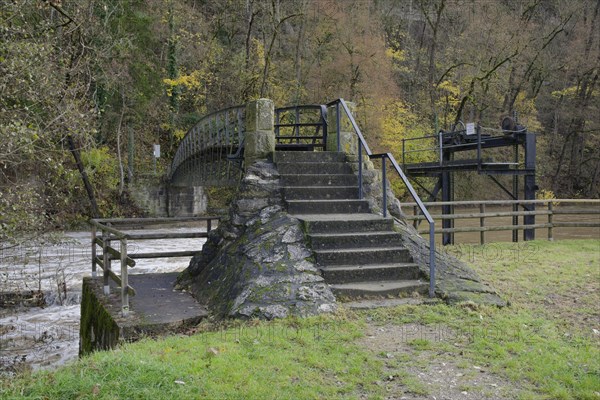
169, 105, 246, 187
169, 103, 329, 187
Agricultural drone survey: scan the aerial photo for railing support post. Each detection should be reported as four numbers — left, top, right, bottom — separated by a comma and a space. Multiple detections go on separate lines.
358, 140, 363, 199
429, 222, 436, 298
102, 230, 111, 295
336, 102, 341, 152
91, 226, 97, 278
480, 204, 486, 245
402, 138, 406, 169
244, 99, 275, 166
548, 202, 554, 241
438, 130, 443, 166
120, 239, 129, 316
382, 156, 387, 217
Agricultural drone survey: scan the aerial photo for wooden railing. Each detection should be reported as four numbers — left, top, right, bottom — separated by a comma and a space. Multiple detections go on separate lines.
403, 199, 600, 244
89, 216, 219, 316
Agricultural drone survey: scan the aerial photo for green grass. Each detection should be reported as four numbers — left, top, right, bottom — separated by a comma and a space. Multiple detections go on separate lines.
1, 239, 599, 399
1, 315, 383, 399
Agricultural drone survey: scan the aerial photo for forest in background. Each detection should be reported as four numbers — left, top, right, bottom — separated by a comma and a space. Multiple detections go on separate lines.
1, 0, 598, 238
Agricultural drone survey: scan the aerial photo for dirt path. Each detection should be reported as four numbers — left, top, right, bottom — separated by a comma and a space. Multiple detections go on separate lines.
359, 323, 525, 400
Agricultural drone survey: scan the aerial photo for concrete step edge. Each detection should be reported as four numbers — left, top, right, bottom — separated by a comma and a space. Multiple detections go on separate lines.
314, 246, 409, 254
320, 263, 419, 272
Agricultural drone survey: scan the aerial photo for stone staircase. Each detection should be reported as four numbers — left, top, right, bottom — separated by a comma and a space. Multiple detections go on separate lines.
275, 151, 428, 300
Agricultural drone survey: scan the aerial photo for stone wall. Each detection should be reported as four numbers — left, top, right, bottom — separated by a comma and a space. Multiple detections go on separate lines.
178, 160, 336, 319
129, 181, 207, 217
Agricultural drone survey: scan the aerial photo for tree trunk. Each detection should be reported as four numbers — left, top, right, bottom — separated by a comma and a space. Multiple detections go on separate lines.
66, 135, 100, 218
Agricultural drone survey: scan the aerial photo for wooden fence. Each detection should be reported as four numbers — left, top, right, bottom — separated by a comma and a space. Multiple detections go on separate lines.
403, 199, 600, 245
89, 216, 219, 316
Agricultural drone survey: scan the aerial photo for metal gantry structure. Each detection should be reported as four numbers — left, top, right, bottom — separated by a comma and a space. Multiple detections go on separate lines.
401, 119, 536, 245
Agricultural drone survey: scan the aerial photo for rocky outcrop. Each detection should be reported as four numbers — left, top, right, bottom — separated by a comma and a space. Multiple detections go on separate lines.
392, 220, 507, 306
178, 160, 336, 319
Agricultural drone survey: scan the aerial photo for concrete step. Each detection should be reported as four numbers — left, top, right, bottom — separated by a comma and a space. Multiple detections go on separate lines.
310, 231, 403, 250
277, 162, 352, 175
280, 174, 358, 187
274, 151, 346, 163
320, 263, 420, 283
283, 186, 359, 200
330, 280, 429, 299
314, 246, 412, 265
296, 214, 394, 233
287, 199, 370, 214
344, 297, 440, 310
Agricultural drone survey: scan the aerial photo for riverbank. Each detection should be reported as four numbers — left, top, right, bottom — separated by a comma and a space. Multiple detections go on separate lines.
0, 228, 207, 373
1, 239, 598, 399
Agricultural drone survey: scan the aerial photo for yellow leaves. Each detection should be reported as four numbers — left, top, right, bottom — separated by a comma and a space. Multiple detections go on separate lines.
174, 129, 186, 140
385, 47, 405, 63
163, 69, 208, 97
437, 80, 461, 98
514, 91, 542, 132
551, 86, 578, 99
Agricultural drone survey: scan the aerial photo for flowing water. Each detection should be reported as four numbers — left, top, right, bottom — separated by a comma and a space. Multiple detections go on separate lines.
0, 228, 207, 375
0, 206, 597, 374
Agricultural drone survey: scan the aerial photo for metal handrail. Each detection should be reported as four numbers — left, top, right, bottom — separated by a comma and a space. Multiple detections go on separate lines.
327, 98, 436, 298
275, 104, 328, 150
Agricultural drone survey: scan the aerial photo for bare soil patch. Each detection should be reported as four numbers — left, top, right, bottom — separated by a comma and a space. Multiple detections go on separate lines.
359, 323, 525, 400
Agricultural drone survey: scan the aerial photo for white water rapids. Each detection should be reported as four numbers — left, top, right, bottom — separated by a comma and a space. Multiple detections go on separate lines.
0, 229, 206, 374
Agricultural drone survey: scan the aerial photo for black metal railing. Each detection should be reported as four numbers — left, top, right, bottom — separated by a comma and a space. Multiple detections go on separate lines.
169, 105, 245, 185
327, 98, 437, 298
275, 105, 328, 151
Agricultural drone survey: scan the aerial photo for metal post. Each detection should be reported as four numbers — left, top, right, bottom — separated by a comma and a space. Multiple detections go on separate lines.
438, 130, 443, 166
402, 138, 406, 168
91, 226, 97, 278
523, 132, 537, 240
358, 141, 363, 199
120, 239, 129, 316
441, 147, 454, 245
512, 144, 519, 242
480, 203, 485, 245
382, 156, 387, 217
548, 202, 554, 241
207, 219, 212, 233
429, 222, 436, 298
336, 102, 341, 152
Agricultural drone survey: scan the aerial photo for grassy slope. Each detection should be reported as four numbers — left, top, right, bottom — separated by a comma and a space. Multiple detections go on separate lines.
1, 239, 598, 399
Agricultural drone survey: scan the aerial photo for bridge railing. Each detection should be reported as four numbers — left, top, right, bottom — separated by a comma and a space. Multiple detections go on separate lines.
89, 216, 219, 316
169, 105, 246, 185
275, 105, 328, 151
327, 98, 437, 298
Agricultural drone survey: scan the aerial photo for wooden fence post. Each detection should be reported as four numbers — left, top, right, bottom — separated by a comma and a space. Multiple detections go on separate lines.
102, 230, 111, 295
548, 202, 554, 241
91, 226, 97, 278
120, 239, 129, 316
480, 204, 485, 245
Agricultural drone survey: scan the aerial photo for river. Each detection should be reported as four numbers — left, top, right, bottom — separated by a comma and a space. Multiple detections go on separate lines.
0, 228, 207, 375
